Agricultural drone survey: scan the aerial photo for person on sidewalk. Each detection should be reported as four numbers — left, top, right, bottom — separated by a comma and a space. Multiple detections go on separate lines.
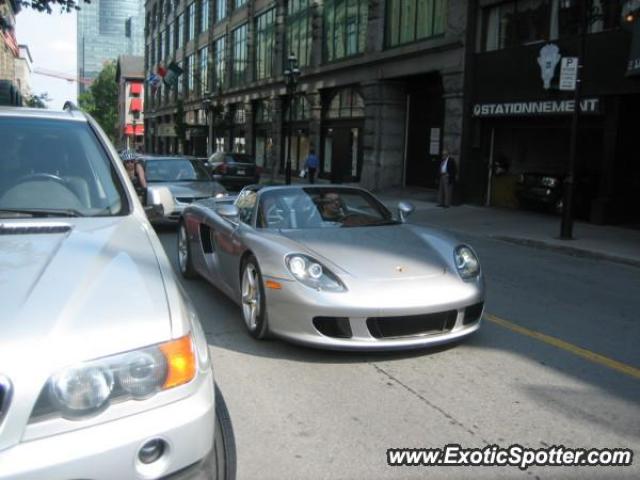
304, 149, 319, 184
437, 149, 457, 208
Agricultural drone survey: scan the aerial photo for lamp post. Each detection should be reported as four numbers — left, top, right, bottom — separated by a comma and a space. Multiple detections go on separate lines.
283, 53, 300, 185
202, 95, 212, 157
559, 0, 605, 239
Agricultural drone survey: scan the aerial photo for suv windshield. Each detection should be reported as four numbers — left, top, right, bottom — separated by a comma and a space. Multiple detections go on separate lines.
144, 158, 211, 182
0, 117, 127, 218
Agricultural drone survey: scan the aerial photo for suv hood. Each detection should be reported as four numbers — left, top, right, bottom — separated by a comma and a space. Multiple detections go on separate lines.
0, 216, 171, 369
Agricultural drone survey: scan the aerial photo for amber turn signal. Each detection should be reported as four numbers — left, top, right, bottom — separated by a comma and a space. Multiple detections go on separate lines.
159, 335, 197, 389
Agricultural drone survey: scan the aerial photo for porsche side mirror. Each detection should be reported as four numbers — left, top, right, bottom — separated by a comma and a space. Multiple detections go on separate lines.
217, 204, 240, 222
145, 186, 175, 220
398, 201, 415, 223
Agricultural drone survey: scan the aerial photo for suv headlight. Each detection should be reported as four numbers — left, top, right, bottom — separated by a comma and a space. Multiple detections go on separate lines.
454, 245, 480, 280
30, 336, 196, 421
285, 254, 346, 292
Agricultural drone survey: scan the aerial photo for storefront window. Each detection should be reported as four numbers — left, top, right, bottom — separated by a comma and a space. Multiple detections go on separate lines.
256, 9, 276, 80
326, 88, 364, 119
232, 24, 248, 87
386, 0, 446, 48
324, 0, 368, 62
287, 0, 312, 67
481, 0, 623, 52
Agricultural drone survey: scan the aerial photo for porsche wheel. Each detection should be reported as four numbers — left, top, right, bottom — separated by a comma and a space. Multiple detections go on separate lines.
241, 255, 268, 339
178, 221, 197, 279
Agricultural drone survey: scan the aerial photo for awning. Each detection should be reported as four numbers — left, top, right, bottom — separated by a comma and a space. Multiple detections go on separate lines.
129, 97, 142, 112
130, 82, 142, 95
124, 124, 145, 135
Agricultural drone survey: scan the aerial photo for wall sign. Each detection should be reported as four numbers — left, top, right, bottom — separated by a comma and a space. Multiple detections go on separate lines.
472, 98, 600, 117
559, 57, 578, 91
537, 44, 561, 90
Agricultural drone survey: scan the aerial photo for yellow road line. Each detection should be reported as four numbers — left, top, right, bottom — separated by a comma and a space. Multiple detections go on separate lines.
484, 313, 640, 380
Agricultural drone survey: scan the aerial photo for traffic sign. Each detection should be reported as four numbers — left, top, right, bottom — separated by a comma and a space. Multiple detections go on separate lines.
559, 57, 578, 91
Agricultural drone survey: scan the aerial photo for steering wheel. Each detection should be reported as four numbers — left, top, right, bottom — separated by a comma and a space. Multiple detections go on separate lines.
15, 173, 67, 186
266, 204, 286, 226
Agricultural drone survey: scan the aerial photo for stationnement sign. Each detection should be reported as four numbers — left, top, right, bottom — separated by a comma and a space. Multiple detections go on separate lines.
559, 57, 578, 91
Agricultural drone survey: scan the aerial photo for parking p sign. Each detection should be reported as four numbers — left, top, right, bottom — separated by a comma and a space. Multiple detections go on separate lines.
560, 57, 578, 91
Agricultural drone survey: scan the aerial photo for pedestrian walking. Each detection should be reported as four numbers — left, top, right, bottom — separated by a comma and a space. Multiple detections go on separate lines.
304, 149, 319, 184
437, 149, 457, 207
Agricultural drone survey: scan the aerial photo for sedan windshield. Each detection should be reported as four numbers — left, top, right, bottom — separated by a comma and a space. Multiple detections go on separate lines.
0, 117, 127, 217
257, 188, 397, 229
145, 159, 211, 182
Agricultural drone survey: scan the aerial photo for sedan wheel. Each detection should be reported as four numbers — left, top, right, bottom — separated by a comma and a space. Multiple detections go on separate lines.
178, 222, 197, 278
241, 256, 268, 339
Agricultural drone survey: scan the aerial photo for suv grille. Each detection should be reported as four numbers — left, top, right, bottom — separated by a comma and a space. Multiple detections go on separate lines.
0, 376, 11, 426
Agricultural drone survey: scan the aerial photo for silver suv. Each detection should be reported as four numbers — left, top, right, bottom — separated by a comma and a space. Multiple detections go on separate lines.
0, 106, 235, 479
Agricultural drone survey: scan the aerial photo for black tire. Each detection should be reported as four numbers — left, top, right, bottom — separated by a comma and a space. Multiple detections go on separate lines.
212, 383, 237, 480
240, 255, 269, 339
178, 221, 197, 279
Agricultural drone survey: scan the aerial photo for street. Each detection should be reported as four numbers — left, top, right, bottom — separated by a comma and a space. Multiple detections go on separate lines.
157, 224, 640, 480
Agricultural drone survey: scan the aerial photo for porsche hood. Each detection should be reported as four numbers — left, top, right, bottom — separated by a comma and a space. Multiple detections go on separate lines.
280, 225, 447, 279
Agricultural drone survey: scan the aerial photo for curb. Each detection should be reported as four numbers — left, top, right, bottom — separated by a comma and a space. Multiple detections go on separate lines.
492, 236, 640, 269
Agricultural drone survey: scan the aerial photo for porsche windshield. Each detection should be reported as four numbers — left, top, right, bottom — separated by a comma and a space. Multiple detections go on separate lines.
144, 158, 211, 182
0, 116, 127, 218
256, 188, 398, 229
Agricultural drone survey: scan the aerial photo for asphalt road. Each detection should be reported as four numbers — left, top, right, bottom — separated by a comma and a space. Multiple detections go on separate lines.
157, 226, 640, 480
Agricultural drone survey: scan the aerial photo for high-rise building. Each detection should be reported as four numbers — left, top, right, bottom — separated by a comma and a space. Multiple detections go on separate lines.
77, 0, 145, 94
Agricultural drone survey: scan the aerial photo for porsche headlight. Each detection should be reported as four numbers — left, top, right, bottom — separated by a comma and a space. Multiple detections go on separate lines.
285, 254, 346, 292
30, 335, 196, 421
454, 245, 480, 280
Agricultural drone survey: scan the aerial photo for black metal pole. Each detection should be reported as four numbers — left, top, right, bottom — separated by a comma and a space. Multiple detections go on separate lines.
285, 90, 292, 184
560, 2, 587, 240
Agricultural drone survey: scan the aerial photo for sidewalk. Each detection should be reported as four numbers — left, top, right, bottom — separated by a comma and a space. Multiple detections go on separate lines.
376, 187, 640, 269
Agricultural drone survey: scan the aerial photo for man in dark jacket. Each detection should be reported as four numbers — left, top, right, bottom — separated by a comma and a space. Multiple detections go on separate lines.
437, 149, 457, 207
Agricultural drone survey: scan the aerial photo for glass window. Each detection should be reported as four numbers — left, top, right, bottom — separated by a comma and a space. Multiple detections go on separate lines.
158, 31, 164, 62
326, 88, 364, 118
255, 9, 276, 80
188, 2, 196, 41
166, 22, 172, 58
287, 0, 312, 67
144, 158, 211, 182
187, 54, 196, 92
324, 0, 368, 62
386, 0, 446, 48
286, 95, 311, 121
216, 0, 227, 22
0, 118, 127, 216
177, 13, 184, 49
199, 46, 209, 92
232, 24, 248, 87
213, 35, 226, 90
254, 99, 273, 123
235, 0, 247, 9
201, 0, 210, 33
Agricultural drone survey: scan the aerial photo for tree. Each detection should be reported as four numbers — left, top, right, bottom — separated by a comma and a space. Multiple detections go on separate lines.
19, 0, 90, 14
78, 61, 118, 142
25, 92, 51, 108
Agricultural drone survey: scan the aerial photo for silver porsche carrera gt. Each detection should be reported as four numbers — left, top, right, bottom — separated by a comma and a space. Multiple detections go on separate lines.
178, 185, 485, 350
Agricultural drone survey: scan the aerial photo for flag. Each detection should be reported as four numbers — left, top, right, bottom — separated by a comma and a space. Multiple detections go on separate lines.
157, 63, 167, 78
163, 62, 183, 88
147, 73, 161, 96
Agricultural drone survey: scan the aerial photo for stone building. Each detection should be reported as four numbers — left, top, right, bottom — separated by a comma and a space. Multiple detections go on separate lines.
0, 0, 22, 106
144, 0, 469, 190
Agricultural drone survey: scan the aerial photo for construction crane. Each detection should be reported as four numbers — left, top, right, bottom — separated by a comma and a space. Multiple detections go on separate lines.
33, 67, 93, 86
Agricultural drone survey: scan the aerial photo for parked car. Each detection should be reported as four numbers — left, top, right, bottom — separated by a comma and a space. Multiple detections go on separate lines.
178, 185, 485, 350
515, 172, 595, 219
139, 155, 227, 223
207, 152, 261, 191
0, 105, 235, 480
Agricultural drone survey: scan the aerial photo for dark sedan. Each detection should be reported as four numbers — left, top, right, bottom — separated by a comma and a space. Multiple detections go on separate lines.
515, 172, 594, 219
207, 152, 261, 191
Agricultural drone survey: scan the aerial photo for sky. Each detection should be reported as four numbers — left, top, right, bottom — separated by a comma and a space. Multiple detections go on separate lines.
16, 8, 78, 110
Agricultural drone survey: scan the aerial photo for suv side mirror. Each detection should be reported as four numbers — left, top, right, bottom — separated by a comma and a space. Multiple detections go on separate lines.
398, 201, 415, 223
145, 186, 175, 220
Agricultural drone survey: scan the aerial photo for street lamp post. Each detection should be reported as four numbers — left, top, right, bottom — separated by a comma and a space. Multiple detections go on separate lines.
283, 53, 300, 185
202, 96, 212, 157
559, 0, 606, 239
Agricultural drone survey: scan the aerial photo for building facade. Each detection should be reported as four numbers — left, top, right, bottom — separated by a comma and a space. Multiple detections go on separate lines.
77, 0, 145, 94
144, 0, 470, 191
0, 0, 22, 105
116, 55, 145, 150
15, 44, 32, 99
462, 0, 640, 225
